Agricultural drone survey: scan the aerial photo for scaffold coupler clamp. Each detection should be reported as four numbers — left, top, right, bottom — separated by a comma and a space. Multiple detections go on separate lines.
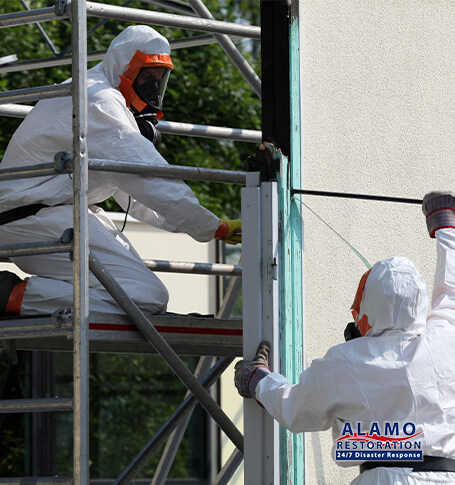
51, 306, 73, 331
60, 228, 74, 245
54, 0, 68, 16
247, 141, 282, 182
54, 151, 73, 173
59, 228, 75, 261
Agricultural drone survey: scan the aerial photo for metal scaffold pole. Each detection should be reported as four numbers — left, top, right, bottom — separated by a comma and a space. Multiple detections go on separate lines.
242, 173, 281, 485
71, 0, 89, 483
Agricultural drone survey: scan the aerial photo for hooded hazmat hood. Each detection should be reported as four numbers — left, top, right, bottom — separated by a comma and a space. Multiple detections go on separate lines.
96, 25, 171, 89
358, 256, 428, 337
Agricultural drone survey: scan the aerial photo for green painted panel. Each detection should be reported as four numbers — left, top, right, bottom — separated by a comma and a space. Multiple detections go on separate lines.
278, 14, 304, 485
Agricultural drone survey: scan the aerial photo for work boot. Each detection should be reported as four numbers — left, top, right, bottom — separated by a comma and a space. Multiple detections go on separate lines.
0, 271, 23, 315
422, 191, 455, 238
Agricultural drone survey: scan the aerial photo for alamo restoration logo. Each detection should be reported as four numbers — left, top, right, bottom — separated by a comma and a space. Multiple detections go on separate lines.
334, 422, 423, 462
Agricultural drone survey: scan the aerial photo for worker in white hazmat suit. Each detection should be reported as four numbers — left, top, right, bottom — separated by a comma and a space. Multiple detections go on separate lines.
235, 191, 455, 484
0, 25, 240, 316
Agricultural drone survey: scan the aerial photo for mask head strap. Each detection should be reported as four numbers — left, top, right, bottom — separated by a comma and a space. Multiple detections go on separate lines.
351, 268, 372, 336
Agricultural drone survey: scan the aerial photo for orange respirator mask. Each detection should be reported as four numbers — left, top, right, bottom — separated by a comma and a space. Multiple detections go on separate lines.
119, 50, 173, 114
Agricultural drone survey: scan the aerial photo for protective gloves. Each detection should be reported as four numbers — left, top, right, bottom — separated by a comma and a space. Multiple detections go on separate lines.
422, 191, 455, 238
234, 341, 271, 398
215, 218, 242, 245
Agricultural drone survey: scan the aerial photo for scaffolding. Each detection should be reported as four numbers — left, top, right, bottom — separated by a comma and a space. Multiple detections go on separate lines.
0, 0, 302, 484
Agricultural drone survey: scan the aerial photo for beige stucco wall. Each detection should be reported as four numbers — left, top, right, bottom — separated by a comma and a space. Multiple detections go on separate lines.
301, 1, 454, 483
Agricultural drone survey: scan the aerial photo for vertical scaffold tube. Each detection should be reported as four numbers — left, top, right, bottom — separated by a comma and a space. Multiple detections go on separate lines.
71, 1, 89, 484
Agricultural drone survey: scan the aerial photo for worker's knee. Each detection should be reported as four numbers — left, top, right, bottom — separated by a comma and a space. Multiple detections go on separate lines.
127, 274, 169, 314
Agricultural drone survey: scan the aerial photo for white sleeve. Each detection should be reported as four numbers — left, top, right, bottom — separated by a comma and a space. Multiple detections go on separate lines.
113, 188, 179, 233
87, 87, 221, 242
255, 356, 338, 433
427, 228, 455, 327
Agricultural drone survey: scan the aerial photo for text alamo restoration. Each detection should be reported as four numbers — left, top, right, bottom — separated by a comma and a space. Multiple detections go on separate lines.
336, 451, 423, 461
334, 422, 423, 462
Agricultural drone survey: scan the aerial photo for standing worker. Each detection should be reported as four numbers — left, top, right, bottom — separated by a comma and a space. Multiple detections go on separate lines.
235, 191, 455, 484
0, 25, 240, 316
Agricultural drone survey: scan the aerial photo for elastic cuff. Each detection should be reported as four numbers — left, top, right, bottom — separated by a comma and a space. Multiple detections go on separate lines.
248, 366, 271, 397
429, 225, 455, 238
215, 222, 229, 239
5, 281, 26, 315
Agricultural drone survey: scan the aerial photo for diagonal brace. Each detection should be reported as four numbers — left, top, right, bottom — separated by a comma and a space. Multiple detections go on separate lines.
114, 356, 234, 484
152, 260, 242, 483
187, 0, 261, 98
88, 252, 244, 452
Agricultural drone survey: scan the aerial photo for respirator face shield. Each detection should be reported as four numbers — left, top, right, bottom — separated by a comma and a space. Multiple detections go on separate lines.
133, 66, 171, 113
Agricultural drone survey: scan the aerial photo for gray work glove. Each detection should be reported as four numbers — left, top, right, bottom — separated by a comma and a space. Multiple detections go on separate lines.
234, 341, 271, 398
422, 191, 455, 238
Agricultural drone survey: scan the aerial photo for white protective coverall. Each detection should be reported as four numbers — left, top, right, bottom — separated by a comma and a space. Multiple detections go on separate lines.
256, 228, 455, 484
0, 26, 220, 315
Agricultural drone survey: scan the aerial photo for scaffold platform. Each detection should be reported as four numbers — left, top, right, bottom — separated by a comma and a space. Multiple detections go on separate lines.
0, 312, 242, 356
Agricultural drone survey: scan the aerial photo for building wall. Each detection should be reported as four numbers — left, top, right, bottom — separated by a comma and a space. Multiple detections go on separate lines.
301, 1, 454, 483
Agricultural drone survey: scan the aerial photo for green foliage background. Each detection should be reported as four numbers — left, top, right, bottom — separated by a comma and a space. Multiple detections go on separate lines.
0, 0, 260, 479
0, 0, 261, 217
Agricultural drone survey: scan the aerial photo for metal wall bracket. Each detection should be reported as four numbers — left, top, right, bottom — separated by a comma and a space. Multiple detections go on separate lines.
247, 143, 282, 182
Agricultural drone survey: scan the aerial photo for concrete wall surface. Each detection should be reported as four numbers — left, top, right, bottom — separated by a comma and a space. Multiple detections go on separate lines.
300, 1, 454, 483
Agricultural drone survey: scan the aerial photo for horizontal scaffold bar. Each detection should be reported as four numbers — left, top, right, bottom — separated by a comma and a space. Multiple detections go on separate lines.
0, 104, 262, 143
0, 479, 72, 485
0, 84, 71, 105
157, 120, 261, 143
145, 259, 242, 276
0, 2, 261, 39
0, 155, 248, 184
0, 163, 62, 181
0, 397, 72, 413
86, 1, 260, 38
49, 151, 248, 184
0, 36, 232, 74
85, 157, 247, 184
0, 6, 61, 28
0, 314, 72, 339
0, 238, 72, 259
